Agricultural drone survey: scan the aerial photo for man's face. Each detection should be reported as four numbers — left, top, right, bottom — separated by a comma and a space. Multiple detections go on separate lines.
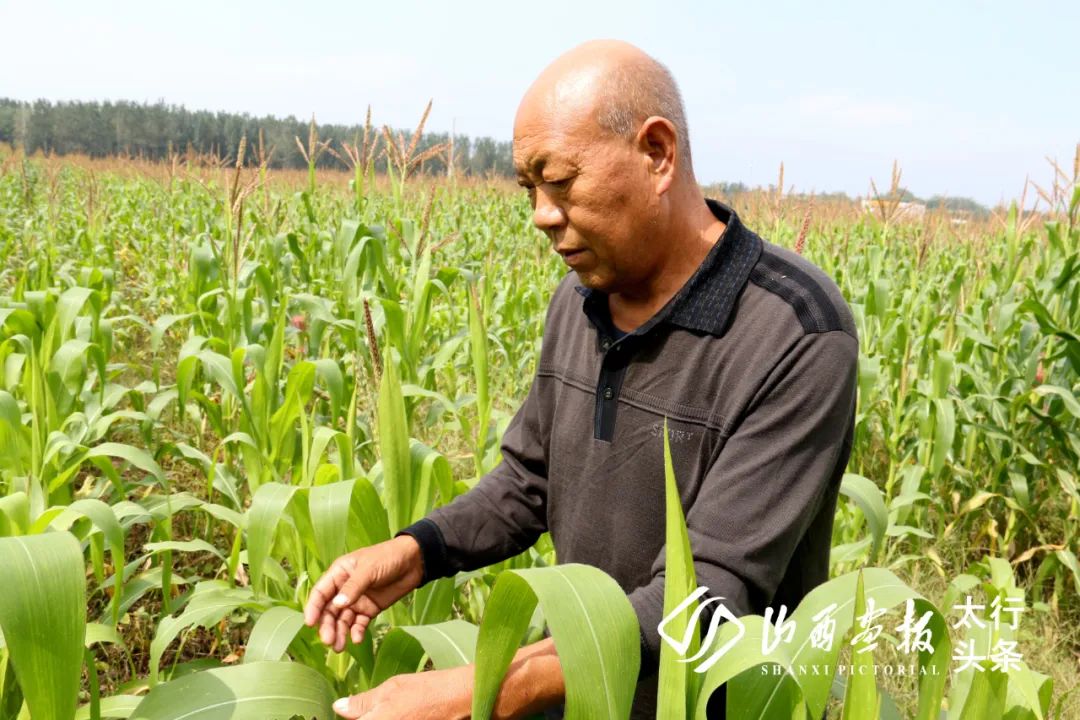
513, 98, 659, 293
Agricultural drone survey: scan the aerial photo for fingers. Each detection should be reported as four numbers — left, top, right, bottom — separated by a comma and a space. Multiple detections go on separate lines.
333, 608, 356, 653
320, 608, 338, 646
353, 593, 382, 617
305, 550, 394, 651
350, 612, 371, 644
320, 596, 380, 648
304, 558, 355, 626
333, 560, 373, 611
333, 691, 376, 719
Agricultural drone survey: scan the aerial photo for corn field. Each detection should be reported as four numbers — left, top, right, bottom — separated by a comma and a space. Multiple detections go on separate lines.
0, 136, 1077, 720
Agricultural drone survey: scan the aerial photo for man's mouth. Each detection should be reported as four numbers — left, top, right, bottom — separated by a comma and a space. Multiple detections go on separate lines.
558, 247, 590, 267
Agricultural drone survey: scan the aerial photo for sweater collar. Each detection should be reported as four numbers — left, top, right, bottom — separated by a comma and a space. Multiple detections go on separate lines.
573, 198, 762, 338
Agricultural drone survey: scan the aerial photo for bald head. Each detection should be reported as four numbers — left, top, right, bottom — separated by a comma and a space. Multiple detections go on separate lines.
516, 40, 694, 178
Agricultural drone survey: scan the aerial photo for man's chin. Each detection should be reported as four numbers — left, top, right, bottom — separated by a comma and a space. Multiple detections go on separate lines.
573, 270, 614, 293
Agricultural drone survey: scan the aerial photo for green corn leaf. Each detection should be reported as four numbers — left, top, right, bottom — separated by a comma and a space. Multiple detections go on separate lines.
370, 627, 426, 686
839, 473, 888, 562
0, 308, 39, 341
244, 606, 305, 664
55, 287, 97, 340
245, 482, 299, 597
51, 339, 106, 398
657, 417, 701, 720
410, 576, 455, 625
199, 503, 245, 530
856, 355, 880, 414
868, 278, 890, 319
955, 663, 1009, 719
196, 349, 240, 401
335, 218, 362, 258
149, 313, 195, 354
346, 476, 391, 550
87, 442, 165, 484
47, 500, 126, 625
397, 619, 479, 669
377, 299, 407, 368
48, 440, 166, 496
1056, 549, 1080, 596
129, 661, 333, 720
687, 610, 818, 719
99, 566, 188, 624
76, 695, 141, 720
931, 350, 954, 399
468, 284, 490, 479
307, 479, 353, 567
409, 439, 452, 521
377, 350, 412, 534
0, 491, 30, 537
268, 361, 315, 463
841, 571, 880, 720
406, 247, 435, 363
344, 235, 389, 297
471, 564, 640, 720
85, 622, 125, 648
930, 398, 955, 475
1005, 664, 1054, 720
174, 354, 198, 423
0, 532, 87, 720
471, 572, 544, 719
305, 426, 343, 488
142, 540, 224, 560
697, 567, 950, 720
1032, 384, 1080, 419
0, 390, 30, 474
261, 301, 287, 409
149, 583, 262, 684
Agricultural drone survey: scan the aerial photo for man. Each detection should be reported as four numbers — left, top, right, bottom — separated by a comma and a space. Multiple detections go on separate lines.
303, 39, 858, 719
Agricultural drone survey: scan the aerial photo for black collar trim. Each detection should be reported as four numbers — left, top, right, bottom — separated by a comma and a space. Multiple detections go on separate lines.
573, 198, 762, 338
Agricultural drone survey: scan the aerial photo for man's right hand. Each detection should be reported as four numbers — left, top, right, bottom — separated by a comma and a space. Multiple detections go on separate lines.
302, 535, 425, 653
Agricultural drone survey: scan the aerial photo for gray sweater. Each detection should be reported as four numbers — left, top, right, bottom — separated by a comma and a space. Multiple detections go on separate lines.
398, 199, 859, 719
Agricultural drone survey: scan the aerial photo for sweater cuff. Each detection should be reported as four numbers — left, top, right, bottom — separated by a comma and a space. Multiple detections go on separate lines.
394, 518, 450, 587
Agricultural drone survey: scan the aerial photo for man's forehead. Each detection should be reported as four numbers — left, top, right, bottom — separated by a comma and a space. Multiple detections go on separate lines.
513, 96, 558, 142
512, 137, 581, 176
513, 100, 592, 173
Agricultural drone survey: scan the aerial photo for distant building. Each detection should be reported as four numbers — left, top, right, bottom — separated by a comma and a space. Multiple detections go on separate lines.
860, 198, 927, 222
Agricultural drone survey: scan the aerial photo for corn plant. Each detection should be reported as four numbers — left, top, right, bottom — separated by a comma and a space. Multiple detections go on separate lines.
1, 141, 1077, 717
655, 421, 1055, 720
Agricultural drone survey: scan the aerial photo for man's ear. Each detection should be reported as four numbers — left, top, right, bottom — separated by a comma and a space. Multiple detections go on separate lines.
635, 116, 678, 195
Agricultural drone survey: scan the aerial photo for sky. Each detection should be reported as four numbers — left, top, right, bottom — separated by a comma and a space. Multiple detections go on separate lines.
1, 0, 1077, 206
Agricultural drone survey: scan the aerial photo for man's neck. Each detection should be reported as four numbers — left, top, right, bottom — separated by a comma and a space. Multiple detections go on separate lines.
608, 195, 726, 333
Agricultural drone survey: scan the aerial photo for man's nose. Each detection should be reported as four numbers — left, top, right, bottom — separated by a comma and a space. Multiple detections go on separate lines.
532, 189, 566, 232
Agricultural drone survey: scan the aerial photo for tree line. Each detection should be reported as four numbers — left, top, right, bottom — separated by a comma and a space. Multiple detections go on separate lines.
0, 98, 991, 215
0, 97, 514, 177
